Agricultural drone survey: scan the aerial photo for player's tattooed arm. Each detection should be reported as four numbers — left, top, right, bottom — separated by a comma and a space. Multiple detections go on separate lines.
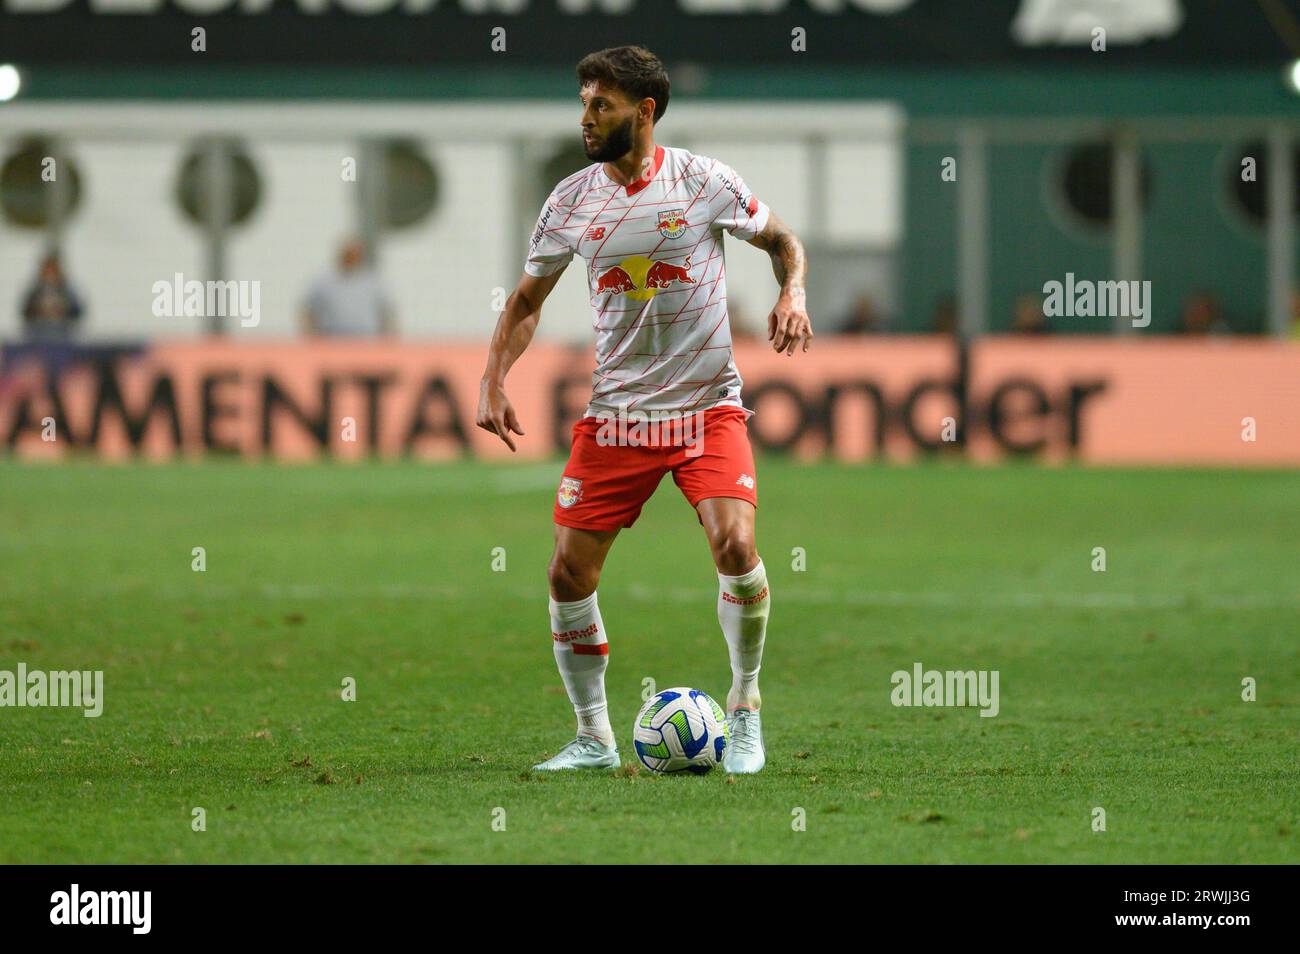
747, 210, 805, 289
747, 211, 813, 355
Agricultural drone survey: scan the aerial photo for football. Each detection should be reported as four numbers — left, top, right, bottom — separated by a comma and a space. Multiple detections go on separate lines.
632, 687, 728, 774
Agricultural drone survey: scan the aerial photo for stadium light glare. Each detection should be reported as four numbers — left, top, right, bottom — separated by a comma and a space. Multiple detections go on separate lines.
1288, 59, 1300, 96
0, 65, 21, 103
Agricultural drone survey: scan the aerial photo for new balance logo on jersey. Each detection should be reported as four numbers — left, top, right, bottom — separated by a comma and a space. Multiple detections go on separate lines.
736, 473, 755, 490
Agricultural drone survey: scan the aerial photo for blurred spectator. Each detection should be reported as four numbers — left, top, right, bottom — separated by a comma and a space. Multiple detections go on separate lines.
930, 294, 958, 336
1179, 291, 1229, 336
302, 238, 394, 337
21, 252, 84, 342
1009, 293, 1049, 335
840, 291, 886, 334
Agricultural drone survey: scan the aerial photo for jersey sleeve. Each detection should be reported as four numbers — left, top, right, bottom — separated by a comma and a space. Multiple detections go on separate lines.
707, 159, 770, 241
524, 191, 575, 278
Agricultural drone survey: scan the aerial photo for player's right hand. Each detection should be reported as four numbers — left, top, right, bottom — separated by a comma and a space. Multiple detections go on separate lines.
476, 380, 525, 453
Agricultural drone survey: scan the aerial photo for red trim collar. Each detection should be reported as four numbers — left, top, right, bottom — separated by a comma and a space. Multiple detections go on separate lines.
605, 144, 665, 197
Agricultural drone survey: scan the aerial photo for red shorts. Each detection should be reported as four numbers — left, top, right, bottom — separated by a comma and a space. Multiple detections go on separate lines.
553, 406, 758, 531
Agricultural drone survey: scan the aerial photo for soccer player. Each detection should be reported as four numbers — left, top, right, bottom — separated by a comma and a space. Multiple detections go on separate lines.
476, 45, 811, 774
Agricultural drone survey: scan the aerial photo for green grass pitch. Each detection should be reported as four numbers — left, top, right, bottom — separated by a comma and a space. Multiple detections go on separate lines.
1, 459, 1297, 864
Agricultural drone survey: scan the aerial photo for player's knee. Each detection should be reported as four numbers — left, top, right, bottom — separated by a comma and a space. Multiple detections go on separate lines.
548, 551, 599, 601
711, 529, 757, 577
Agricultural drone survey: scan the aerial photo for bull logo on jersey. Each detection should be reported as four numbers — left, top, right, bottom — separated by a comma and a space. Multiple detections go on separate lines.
557, 476, 583, 509
592, 255, 695, 302
657, 209, 688, 239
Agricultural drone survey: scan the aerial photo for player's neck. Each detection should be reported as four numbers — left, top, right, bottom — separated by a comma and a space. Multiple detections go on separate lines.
603, 139, 658, 188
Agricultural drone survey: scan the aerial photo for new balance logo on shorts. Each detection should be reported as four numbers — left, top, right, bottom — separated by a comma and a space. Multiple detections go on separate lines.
736, 473, 755, 489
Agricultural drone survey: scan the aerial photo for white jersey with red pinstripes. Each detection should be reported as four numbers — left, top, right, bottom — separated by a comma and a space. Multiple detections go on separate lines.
524, 144, 769, 418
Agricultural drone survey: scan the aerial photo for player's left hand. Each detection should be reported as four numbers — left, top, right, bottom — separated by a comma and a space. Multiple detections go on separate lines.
768, 288, 813, 356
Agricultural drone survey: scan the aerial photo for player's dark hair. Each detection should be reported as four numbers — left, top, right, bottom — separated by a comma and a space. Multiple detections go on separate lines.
576, 46, 670, 125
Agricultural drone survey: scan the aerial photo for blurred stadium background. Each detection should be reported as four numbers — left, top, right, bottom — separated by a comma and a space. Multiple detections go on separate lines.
0, 0, 1298, 463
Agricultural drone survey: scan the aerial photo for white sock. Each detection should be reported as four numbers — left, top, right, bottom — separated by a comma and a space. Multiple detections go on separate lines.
717, 559, 769, 712
549, 592, 614, 746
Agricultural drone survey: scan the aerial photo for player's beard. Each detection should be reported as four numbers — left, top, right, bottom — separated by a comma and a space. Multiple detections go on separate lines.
585, 117, 634, 163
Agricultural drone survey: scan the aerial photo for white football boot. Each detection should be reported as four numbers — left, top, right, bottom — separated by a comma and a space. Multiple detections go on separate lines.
531, 735, 620, 771
723, 708, 765, 774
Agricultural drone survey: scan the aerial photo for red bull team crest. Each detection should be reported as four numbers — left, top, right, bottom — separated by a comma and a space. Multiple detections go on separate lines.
557, 476, 583, 509
657, 208, 688, 239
